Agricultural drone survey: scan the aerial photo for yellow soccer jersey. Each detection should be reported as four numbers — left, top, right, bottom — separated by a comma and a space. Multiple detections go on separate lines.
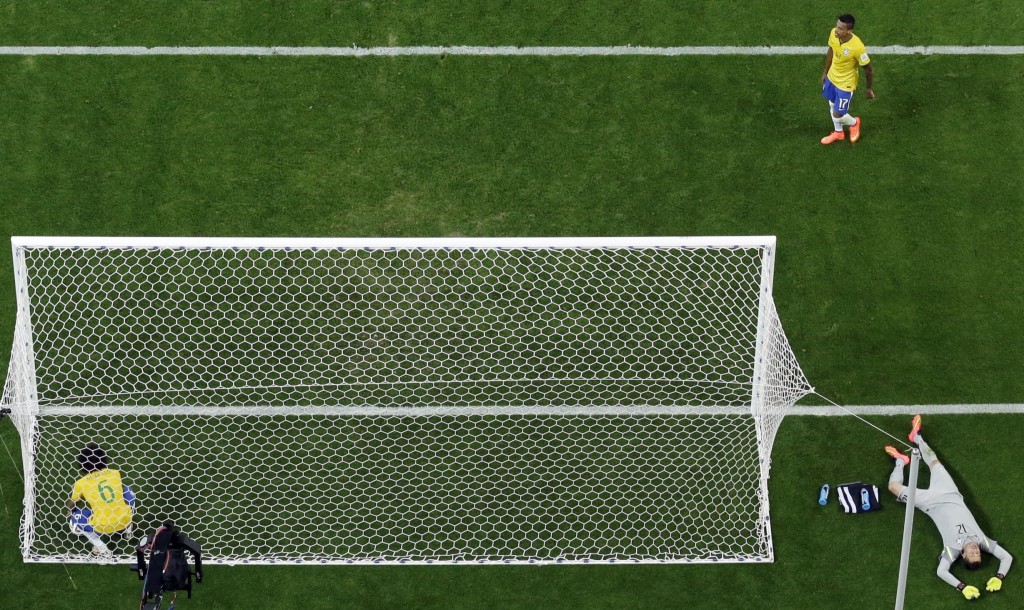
71, 469, 133, 534
827, 29, 870, 92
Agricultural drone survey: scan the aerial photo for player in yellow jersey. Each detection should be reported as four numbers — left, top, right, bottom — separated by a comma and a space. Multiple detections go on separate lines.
66, 443, 136, 556
820, 14, 875, 144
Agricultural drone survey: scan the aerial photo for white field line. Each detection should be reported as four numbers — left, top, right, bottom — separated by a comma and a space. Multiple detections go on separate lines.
789, 403, 1024, 416
0, 45, 1023, 57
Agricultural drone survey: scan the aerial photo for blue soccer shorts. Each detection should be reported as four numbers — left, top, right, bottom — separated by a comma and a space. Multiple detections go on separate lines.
70, 508, 97, 534
821, 78, 854, 116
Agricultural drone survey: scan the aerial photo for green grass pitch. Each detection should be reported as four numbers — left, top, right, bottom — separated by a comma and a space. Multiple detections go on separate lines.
2, 2, 1024, 608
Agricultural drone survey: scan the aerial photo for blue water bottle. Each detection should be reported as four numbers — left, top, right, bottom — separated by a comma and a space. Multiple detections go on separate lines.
818, 484, 829, 505
860, 488, 871, 511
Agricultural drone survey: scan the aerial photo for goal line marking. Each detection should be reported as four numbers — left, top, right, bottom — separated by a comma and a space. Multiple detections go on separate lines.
790, 403, 1024, 416
1, 45, 1023, 57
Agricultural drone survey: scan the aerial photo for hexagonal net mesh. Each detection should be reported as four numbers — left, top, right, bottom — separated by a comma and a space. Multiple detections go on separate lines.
2, 237, 811, 564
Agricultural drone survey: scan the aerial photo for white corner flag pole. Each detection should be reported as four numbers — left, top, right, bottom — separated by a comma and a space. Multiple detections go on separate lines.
894, 448, 921, 610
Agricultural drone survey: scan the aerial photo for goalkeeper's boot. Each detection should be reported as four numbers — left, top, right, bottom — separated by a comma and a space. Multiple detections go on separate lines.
820, 130, 846, 145
908, 414, 922, 443
849, 117, 862, 143
885, 446, 910, 466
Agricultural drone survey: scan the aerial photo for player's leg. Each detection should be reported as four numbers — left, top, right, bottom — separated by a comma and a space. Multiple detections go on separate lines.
829, 102, 843, 131
845, 101, 862, 143
908, 414, 922, 443
69, 508, 111, 556
821, 80, 846, 144
906, 416, 961, 493
914, 434, 938, 466
907, 415, 941, 468
821, 81, 860, 144
834, 91, 859, 138
832, 100, 862, 138
914, 434, 961, 494
884, 446, 910, 496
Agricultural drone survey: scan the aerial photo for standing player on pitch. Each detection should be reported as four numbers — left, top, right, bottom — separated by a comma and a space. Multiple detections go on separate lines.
820, 13, 875, 144
885, 416, 1013, 600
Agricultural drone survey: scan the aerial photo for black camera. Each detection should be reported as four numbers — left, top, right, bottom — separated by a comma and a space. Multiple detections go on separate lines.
129, 521, 203, 610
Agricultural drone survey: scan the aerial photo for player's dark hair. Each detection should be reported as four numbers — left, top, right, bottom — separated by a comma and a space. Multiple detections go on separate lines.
77, 443, 108, 473
965, 557, 982, 570
838, 14, 856, 28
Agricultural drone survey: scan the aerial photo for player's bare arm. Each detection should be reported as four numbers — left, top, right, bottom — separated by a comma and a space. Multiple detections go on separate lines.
822, 47, 833, 85
863, 63, 876, 99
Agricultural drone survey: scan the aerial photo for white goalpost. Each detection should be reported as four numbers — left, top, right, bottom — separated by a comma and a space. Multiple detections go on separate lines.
1, 236, 812, 565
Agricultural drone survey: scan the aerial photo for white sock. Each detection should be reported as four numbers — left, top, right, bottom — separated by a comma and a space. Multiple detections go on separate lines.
828, 103, 842, 131
82, 531, 109, 555
839, 114, 857, 127
890, 461, 905, 486
915, 435, 937, 463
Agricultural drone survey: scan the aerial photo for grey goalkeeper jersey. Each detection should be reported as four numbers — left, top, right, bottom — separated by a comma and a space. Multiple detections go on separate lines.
899, 484, 996, 558
896, 452, 1013, 587
900, 484, 1014, 588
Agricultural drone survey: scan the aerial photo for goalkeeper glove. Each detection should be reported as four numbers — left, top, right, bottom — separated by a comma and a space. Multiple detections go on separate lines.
958, 584, 980, 600
987, 576, 1003, 592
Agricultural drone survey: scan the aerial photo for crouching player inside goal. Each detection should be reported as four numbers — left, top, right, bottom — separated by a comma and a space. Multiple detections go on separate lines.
885, 416, 1013, 600
66, 443, 136, 557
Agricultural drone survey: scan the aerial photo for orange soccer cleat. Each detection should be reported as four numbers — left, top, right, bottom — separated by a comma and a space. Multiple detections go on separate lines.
820, 130, 846, 145
849, 117, 862, 143
908, 414, 922, 443
885, 446, 910, 466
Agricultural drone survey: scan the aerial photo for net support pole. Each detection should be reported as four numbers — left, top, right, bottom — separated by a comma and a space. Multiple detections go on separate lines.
894, 448, 921, 610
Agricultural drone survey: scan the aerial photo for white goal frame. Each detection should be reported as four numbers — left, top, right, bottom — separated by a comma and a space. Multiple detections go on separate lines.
3, 235, 811, 565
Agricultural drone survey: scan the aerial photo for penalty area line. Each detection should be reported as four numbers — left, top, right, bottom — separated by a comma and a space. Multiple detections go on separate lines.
0, 45, 1023, 57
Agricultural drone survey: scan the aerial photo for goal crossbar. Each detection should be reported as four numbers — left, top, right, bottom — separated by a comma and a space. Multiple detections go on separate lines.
12, 235, 776, 250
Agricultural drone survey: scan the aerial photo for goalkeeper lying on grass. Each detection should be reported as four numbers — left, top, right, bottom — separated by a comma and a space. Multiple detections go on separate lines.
886, 416, 1013, 601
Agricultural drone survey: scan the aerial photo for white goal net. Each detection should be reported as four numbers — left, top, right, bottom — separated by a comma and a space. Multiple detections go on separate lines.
2, 236, 811, 565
